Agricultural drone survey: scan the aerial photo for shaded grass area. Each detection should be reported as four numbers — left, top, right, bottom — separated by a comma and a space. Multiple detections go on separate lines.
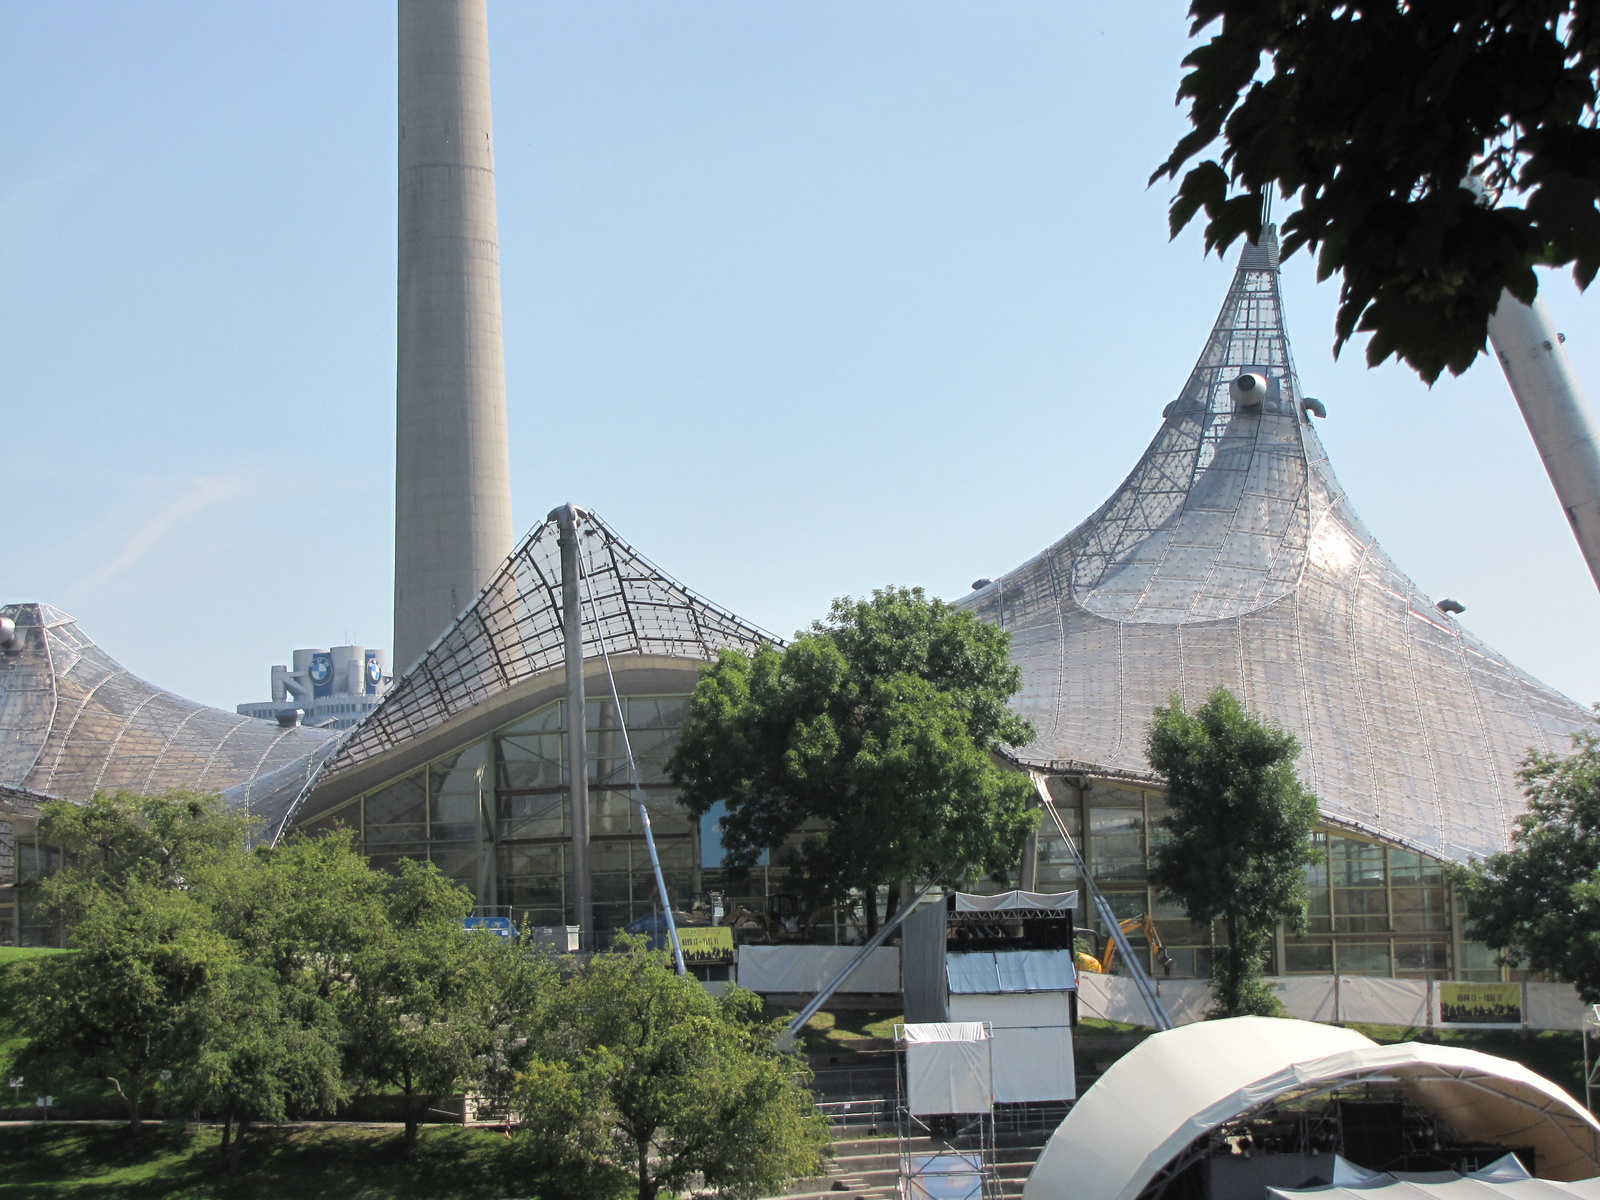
0, 1123, 525, 1200
782, 1008, 902, 1057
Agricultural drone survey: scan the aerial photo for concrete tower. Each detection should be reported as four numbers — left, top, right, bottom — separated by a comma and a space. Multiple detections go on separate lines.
394, 0, 514, 673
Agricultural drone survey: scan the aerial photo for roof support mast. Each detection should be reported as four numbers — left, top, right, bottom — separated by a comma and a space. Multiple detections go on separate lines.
555, 504, 593, 949
1488, 293, 1600, 593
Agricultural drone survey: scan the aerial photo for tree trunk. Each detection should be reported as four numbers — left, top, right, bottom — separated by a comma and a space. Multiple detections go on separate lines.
403, 1063, 419, 1151
637, 1135, 657, 1200
220, 1111, 233, 1165
107, 1075, 142, 1132
884, 884, 902, 926
864, 886, 879, 938
1223, 914, 1240, 1017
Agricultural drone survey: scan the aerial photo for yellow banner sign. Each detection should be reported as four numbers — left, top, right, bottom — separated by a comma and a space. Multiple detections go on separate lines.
676, 925, 734, 966
1438, 982, 1523, 1026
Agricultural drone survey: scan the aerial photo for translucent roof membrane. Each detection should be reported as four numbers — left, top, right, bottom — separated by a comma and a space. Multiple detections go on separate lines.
0, 603, 337, 804
962, 230, 1594, 864
318, 508, 779, 786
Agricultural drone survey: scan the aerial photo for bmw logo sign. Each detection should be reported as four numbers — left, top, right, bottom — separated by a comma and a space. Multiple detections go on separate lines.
308, 657, 332, 686
366, 657, 383, 685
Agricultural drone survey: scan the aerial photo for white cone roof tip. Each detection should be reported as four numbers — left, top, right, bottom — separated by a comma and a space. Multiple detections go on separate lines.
963, 228, 1594, 864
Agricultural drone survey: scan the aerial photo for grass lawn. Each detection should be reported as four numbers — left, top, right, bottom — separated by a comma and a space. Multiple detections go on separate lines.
0, 949, 68, 966
0, 1123, 528, 1200
786, 1009, 902, 1057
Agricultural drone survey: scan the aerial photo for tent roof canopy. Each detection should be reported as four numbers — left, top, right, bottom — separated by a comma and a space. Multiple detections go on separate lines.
1023, 1018, 1600, 1200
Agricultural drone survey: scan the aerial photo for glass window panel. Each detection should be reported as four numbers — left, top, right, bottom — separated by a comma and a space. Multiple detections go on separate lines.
1285, 942, 1333, 973
1305, 833, 1329, 888
588, 791, 632, 836
593, 873, 631, 904
1391, 887, 1448, 932
1164, 946, 1211, 979
628, 697, 689, 730
1089, 809, 1144, 881
1303, 888, 1333, 935
1394, 941, 1449, 975
519, 907, 566, 929
1460, 941, 1503, 981
499, 794, 565, 840
1388, 850, 1444, 886
503, 876, 564, 909
593, 841, 630, 874
1335, 942, 1391, 975
500, 843, 564, 878
1333, 888, 1388, 933
364, 824, 427, 847
430, 741, 487, 840
647, 838, 694, 872
1100, 891, 1147, 926
365, 772, 426, 826
1330, 837, 1386, 887
595, 902, 632, 933
1089, 785, 1145, 809
428, 844, 479, 887
500, 702, 563, 737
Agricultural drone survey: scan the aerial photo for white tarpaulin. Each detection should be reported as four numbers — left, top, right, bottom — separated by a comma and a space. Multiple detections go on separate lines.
1275, 976, 1339, 1023
1339, 975, 1430, 1026
1024, 1019, 1600, 1200
953, 890, 1078, 913
902, 1022, 993, 1116
1529, 983, 1590, 1032
1268, 1154, 1600, 1200
947, 950, 1077, 994
735, 945, 900, 994
949, 992, 1076, 1103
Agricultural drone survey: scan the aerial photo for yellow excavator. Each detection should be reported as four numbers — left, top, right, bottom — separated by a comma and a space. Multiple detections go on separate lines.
1074, 914, 1174, 976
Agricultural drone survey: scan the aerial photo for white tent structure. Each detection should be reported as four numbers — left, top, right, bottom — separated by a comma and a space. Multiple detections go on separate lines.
1023, 1019, 1600, 1200
1270, 1153, 1600, 1200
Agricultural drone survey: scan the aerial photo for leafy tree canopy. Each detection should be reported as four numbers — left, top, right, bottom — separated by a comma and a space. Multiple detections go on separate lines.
1458, 725, 1600, 1001
1155, 0, 1600, 382
1147, 688, 1320, 1017
513, 941, 830, 1200
667, 586, 1038, 931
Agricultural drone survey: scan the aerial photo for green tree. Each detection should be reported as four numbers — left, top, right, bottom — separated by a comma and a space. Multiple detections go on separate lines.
1147, 689, 1320, 1018
37, 788, 254, 916
668, 586, 1038, 933
512, 942, 830, 1200
1458, 726, 1600, 1000
342, 858, 497, 1150
1154, 0, 1600, 383
170, 957, 345, 1167
7, 878, 234, 1130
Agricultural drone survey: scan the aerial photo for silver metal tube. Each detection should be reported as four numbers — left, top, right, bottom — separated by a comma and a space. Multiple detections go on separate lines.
1031, 773, 1173, 1031
784, 878, 945, 1042
1488, 291, 1600, 592
555, 505, 593, 948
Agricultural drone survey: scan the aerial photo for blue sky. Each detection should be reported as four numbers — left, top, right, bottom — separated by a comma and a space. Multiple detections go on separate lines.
3, 1, 1598, 713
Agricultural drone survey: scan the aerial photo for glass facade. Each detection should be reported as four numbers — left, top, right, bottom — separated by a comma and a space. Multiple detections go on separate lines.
296, 694, 699, 933
1033, 778, 1494, 982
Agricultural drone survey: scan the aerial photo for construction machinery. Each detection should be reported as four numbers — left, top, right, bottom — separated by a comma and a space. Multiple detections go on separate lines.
1074, 914, 1174, 976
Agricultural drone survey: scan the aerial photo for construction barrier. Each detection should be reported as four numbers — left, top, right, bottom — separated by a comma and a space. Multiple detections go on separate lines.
1076, 973, 1591, 1031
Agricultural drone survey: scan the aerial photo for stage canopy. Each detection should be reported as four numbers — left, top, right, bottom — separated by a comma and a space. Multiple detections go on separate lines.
1023, 1018, 1600, 1200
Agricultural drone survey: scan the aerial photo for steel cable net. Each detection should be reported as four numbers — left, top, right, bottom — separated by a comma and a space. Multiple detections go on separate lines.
963, 230, 1594, 864
0, 602, 336, 804
318, 509, 778, 788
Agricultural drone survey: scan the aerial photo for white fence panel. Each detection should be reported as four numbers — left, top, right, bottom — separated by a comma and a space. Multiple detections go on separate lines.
1336, 976, 1428, 1026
